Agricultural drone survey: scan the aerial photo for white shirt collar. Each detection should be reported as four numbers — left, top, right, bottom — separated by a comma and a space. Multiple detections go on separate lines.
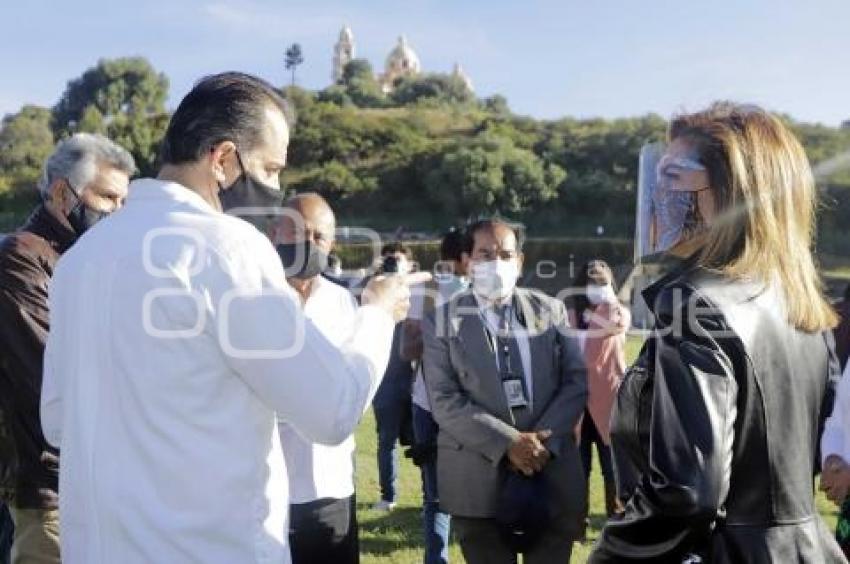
473, 290, 514, 313
127, 178, 218, 213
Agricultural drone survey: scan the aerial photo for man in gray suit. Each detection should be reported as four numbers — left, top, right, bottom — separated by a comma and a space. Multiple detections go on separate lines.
422, 219, 587, 563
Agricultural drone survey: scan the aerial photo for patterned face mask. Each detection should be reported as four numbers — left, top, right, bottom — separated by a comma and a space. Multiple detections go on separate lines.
651, 156, 709, 252
652, 189, 698, 251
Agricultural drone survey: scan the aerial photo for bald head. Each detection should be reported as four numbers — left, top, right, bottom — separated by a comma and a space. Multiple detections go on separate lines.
270, 192, 336, 253
286, 192, 334, 226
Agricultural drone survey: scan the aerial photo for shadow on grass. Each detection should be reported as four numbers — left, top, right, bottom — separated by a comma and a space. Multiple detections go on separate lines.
358, 503, 424, 556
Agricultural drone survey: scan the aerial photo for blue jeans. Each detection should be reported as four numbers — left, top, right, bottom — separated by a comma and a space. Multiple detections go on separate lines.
374, 403, 404, 503
413, 404, 451, 564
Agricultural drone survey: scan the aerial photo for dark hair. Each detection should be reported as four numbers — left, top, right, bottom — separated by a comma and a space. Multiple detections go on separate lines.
571, 259, 616, 330
381, 241, 412, 258
466, 218, 525, 251
159, 72, 294, 165
844, 282, 850, 302
440, 228, 472, 262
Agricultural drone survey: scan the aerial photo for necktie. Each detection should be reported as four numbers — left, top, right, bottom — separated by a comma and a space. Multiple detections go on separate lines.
497, 305, 526, 386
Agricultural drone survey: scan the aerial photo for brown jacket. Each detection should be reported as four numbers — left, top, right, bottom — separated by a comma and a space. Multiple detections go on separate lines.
0, 203, 76, 509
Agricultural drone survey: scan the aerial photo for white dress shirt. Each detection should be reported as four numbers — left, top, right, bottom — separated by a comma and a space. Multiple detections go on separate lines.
278, 275, 359, 503
409, 276, 468, 411
822, 362, 850, 465
40, 179, 394, 564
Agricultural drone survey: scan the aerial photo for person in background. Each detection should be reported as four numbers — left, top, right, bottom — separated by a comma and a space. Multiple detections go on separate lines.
40, 72, 422, 564
269, 192, 362, 564
371, 242, 415, 512
591, 102, 844, 562
0, 133, 134, 564
402, 228, 472, 564
568, 259, 629, 541
833, 283, 850, 371
324, 253, 345, 285
424, 218, 588, 564
821, 361, 850, 559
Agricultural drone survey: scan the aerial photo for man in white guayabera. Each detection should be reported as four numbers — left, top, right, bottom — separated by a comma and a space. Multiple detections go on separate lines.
40, 72, 427, 564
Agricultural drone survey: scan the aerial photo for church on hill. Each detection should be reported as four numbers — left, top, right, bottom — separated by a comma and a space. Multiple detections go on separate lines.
331, 25, 474, 94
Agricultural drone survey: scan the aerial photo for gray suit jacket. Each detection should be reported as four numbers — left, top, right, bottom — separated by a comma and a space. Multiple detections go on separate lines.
422, 288, 588, 519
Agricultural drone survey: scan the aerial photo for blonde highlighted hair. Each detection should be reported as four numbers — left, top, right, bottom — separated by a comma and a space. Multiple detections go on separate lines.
670, 102, 836, 332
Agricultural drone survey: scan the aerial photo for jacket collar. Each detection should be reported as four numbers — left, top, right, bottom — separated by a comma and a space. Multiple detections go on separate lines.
641, 253, 698, 311
22, 203, 78, 255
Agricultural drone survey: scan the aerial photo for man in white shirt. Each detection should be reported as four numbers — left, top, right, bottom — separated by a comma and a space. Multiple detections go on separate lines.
40, 72, 423, 564
269, 192, 361, 563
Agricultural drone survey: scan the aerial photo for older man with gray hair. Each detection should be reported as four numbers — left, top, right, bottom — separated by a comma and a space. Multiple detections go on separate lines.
0, 133, 134, 563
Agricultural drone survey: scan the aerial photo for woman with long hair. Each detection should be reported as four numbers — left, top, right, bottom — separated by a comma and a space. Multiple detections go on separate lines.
569, 260, 630, 540
590, 102, 844, 562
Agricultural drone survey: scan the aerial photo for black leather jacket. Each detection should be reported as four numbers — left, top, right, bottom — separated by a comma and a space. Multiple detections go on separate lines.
590, 263, 846, 563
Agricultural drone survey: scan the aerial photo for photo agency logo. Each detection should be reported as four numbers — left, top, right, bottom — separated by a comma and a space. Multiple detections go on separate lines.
140, 205, 388, 359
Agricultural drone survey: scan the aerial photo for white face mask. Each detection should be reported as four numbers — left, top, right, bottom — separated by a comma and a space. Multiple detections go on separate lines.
586, 284, 616, 305
472, 259, 519, 301
438, 274, 470, 296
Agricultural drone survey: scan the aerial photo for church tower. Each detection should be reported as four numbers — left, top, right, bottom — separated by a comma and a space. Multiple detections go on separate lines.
332, 25, 355, 82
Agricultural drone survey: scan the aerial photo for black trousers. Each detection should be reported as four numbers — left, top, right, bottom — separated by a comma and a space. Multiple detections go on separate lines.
289, 495, 359, 564
0, 504, 11, 564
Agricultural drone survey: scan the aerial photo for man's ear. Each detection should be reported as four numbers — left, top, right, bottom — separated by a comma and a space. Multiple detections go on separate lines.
45, 179, 73, 215
209, 140, 238, 185
458, 253, 471, 276
517, 252, 525, 273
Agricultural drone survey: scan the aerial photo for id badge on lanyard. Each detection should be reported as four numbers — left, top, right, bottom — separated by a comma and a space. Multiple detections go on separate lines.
481, 308, 529, 411
502, 375, 529, 409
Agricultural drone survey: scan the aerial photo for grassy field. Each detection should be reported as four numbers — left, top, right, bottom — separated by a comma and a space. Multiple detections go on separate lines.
353, 335, 841, 563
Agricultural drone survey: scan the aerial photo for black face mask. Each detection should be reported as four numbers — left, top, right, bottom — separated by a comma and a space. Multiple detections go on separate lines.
276, 241, 329, 280
66, 183, 108, 235
218, 151, 284, 213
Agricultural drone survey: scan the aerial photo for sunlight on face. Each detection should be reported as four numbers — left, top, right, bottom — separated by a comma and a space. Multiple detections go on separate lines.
240, 105, 289, 189
79, 165, 131, 213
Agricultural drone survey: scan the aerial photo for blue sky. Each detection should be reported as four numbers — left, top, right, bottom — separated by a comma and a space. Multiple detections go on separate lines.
2, 0, 848, 125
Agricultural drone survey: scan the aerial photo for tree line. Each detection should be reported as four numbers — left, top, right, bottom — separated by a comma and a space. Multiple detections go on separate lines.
2, 56, 850, 247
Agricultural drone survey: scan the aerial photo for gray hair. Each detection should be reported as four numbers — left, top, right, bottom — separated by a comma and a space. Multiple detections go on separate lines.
38, 133, 136, 198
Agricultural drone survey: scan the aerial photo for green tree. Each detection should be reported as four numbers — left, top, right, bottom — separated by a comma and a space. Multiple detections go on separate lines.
391, 73, 474, 106
285, 43, 304, 87
339, 59, 386, 108
293, 160, 374, 202
52, 57, 169, 175
483, 94, 510, 115
425, 135, 562, 217
0, 105, 55, 192
341, 59, 374, 86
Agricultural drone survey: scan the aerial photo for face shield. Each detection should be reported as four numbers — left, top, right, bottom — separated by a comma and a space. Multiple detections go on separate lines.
635, 142, 709, 259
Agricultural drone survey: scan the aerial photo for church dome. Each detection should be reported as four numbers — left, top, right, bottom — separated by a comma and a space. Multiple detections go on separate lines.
385, 35, 421, 74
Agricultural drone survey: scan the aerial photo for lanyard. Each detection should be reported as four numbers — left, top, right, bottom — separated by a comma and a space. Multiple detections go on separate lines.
479, 305, 516, 378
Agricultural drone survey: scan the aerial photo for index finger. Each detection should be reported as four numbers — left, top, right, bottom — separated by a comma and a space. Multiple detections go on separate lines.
403, 272, 433, 286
